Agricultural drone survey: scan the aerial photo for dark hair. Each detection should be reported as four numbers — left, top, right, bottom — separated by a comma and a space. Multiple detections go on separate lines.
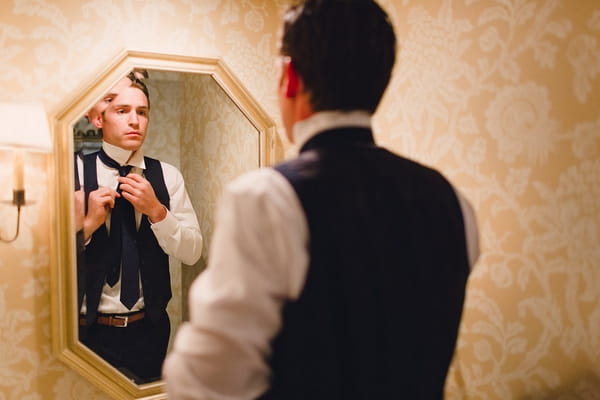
280, 0, 396, 113
128, 74, 151, 109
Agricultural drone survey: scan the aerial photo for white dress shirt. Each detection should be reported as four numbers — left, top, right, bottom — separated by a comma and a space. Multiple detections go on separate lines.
78, 141, 203, 314
163, 111, 479, 400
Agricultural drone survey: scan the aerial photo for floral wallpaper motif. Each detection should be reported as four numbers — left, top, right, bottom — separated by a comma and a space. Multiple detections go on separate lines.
143, 71, 185, 354
375, 0, 600, 398
179, 71, 259, 330
143, 70, 259, 355
485, 82, 559, 164
0, 0, 599, 399
1, 1, 278, 398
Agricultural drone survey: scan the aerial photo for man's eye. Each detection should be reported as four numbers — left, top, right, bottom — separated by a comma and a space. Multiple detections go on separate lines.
138, 110, 148, 117
104, 96, 114, 103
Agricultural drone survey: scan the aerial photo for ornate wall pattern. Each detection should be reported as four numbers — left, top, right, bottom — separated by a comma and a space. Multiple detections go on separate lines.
144, 71, 184, 353
375, 0, 600, 398
0, 1, 279, 398
0, 0, 598, 399
144, 70, 259, 354
179, 71, 259, 327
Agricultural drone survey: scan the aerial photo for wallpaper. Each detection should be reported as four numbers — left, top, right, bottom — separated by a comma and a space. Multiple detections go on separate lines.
0, 0, 598, 399
144, 70, 260, 355
179, 70, 259, 333
375, 0, 600, 398
143, 70, 184, 353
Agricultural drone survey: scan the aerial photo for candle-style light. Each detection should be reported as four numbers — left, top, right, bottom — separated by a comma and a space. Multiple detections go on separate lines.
13, 150, 24, 191
0, 101, 52, 242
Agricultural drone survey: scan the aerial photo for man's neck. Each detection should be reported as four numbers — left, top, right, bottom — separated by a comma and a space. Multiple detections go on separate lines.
102, 141, 144, 168
292, 110, 373, 151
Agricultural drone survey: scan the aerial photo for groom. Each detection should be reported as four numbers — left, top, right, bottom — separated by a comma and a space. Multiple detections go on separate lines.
78, 74, 202, 383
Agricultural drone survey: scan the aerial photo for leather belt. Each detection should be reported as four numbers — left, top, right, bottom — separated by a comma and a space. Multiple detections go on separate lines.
79, 311, 145, 328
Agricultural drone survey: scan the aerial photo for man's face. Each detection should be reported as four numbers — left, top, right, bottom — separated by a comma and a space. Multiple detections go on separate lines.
86, 77, 133, 124
99, 86, 149, 151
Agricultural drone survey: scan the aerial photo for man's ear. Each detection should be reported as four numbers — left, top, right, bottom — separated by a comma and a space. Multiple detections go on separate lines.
90, 113, 103, 129
285, 60, 300, 98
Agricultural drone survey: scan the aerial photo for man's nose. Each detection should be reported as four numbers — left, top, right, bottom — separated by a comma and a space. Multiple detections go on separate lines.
128, 111, 139, 126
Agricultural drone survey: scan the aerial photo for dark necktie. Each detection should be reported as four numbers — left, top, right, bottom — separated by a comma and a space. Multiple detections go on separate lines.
98, 149, 140, 309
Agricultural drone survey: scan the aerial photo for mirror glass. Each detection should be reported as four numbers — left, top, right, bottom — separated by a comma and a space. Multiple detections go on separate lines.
52, 51, 280, 400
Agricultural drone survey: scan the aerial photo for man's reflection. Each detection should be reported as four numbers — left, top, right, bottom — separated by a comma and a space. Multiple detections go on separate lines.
75, 73, 202, 383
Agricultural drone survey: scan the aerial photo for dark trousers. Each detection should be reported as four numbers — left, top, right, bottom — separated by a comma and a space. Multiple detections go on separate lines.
81, 312, 170, 384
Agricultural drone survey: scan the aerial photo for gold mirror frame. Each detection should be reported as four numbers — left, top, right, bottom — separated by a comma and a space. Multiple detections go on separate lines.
49, 50, 280, 400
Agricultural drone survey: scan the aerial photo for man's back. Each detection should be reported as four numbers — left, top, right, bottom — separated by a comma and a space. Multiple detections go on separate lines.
262, 127, 470, 399
164, 2, 477, 399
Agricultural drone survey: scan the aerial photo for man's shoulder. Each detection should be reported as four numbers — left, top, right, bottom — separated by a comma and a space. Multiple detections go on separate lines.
142, 158, 184, 193
143, 155, 164, 165
145, 157, 179, 174
227, 167, 292, 199
378, 149, 455, 188
273, 147, 452, 186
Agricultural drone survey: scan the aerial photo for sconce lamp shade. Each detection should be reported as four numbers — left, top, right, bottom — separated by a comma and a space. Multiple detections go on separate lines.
0, 101, 52, 153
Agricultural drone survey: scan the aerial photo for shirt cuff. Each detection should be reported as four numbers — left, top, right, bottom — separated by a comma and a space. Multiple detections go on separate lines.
150, 207, 177, 233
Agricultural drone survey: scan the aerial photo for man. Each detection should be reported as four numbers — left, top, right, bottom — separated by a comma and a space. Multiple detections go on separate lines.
74, 69, 149, 153
74, 71, 147, 311
78, 76, 202, 383
163, 0, 479, 399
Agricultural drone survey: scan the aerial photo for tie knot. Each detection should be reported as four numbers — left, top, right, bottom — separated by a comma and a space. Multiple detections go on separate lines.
119, 165, 133, 177
98, 149, 133, 176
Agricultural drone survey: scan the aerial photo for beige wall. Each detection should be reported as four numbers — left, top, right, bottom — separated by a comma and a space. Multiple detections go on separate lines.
0, 0, 598, 399
0, 1, 281, 399
178, 71, 260, 321
143, 71, 260, 351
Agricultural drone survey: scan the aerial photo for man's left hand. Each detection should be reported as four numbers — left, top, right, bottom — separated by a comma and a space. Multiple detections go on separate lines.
118, 173, 168, 223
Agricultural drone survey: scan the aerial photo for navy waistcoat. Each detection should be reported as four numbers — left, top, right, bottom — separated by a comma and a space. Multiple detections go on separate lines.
260, 128, 470, 400
80, 152, 171, 325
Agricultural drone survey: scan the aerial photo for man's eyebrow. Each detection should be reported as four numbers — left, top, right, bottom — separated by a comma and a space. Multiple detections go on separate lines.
110, 103, 149, 110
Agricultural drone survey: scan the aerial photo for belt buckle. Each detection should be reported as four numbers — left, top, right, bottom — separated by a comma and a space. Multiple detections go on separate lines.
111, 315, 128, 328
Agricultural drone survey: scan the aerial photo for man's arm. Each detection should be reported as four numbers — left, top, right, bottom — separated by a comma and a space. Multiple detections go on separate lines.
82, 187, 117, 242
120, 163, 203, 265
163, 168, 309, 400
453, 189, 480, 269
75, 155, 117, 243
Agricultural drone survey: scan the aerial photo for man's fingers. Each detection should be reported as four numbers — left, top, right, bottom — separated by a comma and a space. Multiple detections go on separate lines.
119, 173, 145, 184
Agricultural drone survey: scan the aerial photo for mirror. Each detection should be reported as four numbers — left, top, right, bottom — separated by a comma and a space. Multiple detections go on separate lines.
51, 50, 281, 400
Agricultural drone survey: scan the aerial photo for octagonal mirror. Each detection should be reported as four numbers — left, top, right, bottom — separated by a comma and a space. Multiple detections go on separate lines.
50, 50, 281, 399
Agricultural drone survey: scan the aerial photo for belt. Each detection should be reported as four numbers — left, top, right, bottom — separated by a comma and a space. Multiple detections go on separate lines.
79, 310, 145, 328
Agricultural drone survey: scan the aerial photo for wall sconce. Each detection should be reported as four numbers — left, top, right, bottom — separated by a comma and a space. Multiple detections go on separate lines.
0, 101, 52, 243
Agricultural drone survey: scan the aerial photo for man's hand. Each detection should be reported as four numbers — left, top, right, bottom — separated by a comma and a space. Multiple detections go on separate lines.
84, 187, 118, 241
118, 174, 167, 223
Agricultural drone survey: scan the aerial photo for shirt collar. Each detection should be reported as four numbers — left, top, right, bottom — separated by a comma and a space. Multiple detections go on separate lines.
292, 110, 372, 151
102, 141, 146, 169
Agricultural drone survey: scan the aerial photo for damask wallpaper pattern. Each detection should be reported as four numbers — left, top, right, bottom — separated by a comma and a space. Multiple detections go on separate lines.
374, 1, 600, 398
178, 71, 260, 331
143, 70, 260, 353
0, 0, 598, 399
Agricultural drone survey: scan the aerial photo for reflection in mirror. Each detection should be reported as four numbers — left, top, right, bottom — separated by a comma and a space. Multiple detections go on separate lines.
73, 69, 261, 385
52, 51, 279, 400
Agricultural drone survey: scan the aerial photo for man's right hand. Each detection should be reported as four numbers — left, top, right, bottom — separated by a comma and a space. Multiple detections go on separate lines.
83, 187, 118, 242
